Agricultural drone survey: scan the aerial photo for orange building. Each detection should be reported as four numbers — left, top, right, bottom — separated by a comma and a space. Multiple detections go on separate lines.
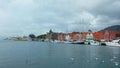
69, 32, 91, 41
57, 30, 120, 41
93, 30, 120, 41
81, 32, 88, 40
93, 31, 104, 41
69, 32, 80, 41
103, 30, 120, 41
58, 33, 66, 41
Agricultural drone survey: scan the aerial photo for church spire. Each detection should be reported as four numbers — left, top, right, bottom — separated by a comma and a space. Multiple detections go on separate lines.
49, 29, 53, 33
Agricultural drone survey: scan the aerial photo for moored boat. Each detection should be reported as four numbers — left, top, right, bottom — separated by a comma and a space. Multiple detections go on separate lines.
71, 40, 85, 44
85, 40, 100, 45
106, 38, 120, 47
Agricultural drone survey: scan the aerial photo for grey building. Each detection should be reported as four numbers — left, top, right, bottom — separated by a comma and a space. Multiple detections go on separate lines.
46, 30, 59, 41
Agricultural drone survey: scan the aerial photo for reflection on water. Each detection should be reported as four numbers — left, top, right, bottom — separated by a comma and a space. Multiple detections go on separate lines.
0, 41, 120, 68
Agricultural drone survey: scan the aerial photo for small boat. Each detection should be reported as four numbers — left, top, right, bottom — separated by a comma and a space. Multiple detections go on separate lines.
90, 41, 100, 45
71, 40, 85, 44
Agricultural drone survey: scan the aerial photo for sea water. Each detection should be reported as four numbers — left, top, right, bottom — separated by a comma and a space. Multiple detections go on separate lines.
0, 40, 120, 68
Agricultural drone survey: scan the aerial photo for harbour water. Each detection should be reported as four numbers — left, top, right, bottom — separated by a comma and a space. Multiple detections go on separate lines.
0, 41, 120, 68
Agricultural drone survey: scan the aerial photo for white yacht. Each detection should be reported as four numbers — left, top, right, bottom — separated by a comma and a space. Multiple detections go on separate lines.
106, 38, 120, 47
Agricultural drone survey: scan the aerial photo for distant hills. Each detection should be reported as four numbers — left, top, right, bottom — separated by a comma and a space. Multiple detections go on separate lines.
100, 25, 120, 31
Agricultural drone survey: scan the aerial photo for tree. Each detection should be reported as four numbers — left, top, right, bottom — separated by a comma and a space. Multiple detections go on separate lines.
29, 34, 36, 41
37, 34, 46, 40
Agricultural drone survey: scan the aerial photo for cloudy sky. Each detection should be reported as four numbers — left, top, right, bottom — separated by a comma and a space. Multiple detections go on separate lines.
0, 0, 120, 37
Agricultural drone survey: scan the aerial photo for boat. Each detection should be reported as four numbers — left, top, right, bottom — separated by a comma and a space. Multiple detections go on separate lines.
64, 41, 72, 44
85, 30, 100, 45
106, 38, 120, 46
100, 39, 107, 46
85, 40, 100, 45
71, 40, 85, 44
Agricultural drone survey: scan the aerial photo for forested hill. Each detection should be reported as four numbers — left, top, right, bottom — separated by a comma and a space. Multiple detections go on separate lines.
100, 25, 120, 31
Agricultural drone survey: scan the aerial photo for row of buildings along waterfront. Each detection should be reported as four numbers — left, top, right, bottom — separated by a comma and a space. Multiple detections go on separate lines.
46, 30, 120, 42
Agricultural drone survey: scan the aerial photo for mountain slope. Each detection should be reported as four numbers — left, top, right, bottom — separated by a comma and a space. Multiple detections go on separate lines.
100, 25, 120, 31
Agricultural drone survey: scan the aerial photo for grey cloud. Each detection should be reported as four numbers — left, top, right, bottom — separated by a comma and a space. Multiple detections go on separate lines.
0, 0, 120, 37
87, 0, 120, 19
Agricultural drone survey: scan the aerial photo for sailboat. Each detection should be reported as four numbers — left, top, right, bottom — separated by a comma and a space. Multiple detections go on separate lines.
71, 19, 86, 44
